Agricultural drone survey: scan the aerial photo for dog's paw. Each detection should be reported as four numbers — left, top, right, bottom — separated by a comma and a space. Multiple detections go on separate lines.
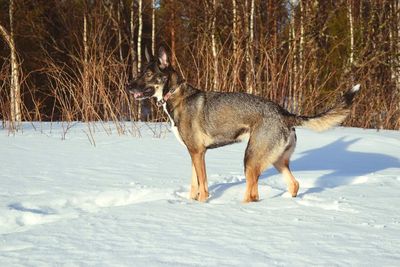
289, 181, 300, 197
189, 186, 199, 200
197, 191, 209, 202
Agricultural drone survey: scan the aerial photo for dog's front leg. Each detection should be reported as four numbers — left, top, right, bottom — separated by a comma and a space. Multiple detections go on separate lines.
190, 163, 199, 200
190, 150, 209, 202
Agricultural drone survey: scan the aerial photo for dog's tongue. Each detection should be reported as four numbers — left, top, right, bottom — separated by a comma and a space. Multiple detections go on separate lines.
133, 92, 143, 99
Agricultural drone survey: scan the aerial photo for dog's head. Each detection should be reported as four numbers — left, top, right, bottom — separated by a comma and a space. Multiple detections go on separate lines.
126, 46, 180, 101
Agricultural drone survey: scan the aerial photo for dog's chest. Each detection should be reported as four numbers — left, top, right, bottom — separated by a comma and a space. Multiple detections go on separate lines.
163, 104, 185, 146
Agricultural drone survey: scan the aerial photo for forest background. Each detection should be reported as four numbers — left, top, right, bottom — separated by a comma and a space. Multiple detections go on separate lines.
1, 0, 399, 131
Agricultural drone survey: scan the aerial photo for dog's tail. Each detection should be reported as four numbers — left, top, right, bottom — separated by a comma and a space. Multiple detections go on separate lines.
289, 84, 360, 132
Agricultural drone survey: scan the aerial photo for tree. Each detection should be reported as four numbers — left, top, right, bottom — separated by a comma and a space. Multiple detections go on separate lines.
0, 0, 21, 130
137, 0, 143, 71
245, 0, 255, 94
152, 0, 156, 56
130, 0, 138, 78
231, 0, 238, 91
82, 2, 89, 121
211, 0, 218, 90
0, 0, 399, 129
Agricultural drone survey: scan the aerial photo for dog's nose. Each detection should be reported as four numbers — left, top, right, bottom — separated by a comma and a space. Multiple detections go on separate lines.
125, 82, 132, 92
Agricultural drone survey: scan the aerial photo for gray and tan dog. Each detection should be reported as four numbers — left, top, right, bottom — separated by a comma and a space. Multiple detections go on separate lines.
126, 47, 360, 203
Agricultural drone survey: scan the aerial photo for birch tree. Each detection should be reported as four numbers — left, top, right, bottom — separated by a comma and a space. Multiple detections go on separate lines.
244, 0, 249, 92
152, 0, 156, 56
289, 0, 298, 112
117, 0, 124, 62
232, 0, 238, 91
0, 0, 21, 129
171, 0, 176, 66
299, 0, 305, 110
397, 0, 400, 94
130, 0, 138, 78
137, 0, 143, 120
348, 0, 354, 68
137, 0, 143, 71
390, 0, 400, 93
211, 0, 218, 90
246, 0, 255, 94
82, 4, 90, 121
398, 0, 400, 127
232, 0, 237, 57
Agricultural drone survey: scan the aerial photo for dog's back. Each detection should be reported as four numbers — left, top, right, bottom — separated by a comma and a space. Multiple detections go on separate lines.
178, 84, 359, 151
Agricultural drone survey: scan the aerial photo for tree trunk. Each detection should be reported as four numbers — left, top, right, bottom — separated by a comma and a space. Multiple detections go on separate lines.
299, 0, 305, 111
137, 0, 143, 120
117, 0, 123, 62
171, 0, 176, 66
137, 0, 143, 71
398, 0, 400, 94
232, 0, 238, 92
247, 0, 255, 94
130, 0, 138, 78
0, 0, 21, 129
290, 0, 297, 113
152, 0, 156, 56
211, 0, 218, 90
232, 0, 237, 55
83, 8, 90, 121
394, 0, 400, 92
348, 0, 354, 69
245, 0, 250, 93
395, 0, 400, 127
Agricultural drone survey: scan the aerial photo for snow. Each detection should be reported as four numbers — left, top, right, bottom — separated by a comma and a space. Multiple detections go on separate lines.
1, 122, 400, 266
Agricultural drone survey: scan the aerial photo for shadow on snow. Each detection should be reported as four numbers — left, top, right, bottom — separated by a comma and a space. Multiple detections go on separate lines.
209, 137, 400, 200
8, 202, 57, 215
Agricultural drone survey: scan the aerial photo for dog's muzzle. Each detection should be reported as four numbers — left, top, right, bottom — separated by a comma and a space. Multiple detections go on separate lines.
127, 86, 155, 100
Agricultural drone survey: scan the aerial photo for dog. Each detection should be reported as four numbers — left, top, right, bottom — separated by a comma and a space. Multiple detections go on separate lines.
126, 46, 360, 202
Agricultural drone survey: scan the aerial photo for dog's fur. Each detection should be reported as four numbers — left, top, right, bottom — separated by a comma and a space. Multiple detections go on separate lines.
126, 47, 360, 202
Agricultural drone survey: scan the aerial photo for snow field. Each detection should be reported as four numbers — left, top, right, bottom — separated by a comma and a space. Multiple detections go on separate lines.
1, 123, 399, 266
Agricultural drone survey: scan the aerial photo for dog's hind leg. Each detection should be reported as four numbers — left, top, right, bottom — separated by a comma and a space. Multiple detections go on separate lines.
243, 135, 270, 203
190, 150, 209, 202
243, 160, 262, 203
243, 125, 295, 202
273, 130, 299, 197
274, 159, 299, 197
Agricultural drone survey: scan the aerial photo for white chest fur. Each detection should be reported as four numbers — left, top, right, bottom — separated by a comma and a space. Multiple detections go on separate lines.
163, 104, 185, 146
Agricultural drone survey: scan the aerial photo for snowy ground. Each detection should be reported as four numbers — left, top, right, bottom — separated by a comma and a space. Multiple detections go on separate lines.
1, 122, 399, 266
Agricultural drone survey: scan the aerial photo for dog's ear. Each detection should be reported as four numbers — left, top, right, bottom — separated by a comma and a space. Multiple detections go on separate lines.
158, 46, 169, 69
145, 46, 151, 63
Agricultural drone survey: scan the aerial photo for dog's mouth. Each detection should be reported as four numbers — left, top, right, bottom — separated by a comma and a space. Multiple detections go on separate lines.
130, 87, 155, 100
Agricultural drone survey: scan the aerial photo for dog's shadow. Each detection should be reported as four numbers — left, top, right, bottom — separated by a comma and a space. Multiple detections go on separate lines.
209, 137, 400, 200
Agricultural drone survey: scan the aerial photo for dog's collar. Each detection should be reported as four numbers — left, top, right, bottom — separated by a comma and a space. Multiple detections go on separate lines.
156, 82, 184, 107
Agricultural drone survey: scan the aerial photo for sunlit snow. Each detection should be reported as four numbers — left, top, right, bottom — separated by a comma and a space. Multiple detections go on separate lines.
1, 123, 399, 266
